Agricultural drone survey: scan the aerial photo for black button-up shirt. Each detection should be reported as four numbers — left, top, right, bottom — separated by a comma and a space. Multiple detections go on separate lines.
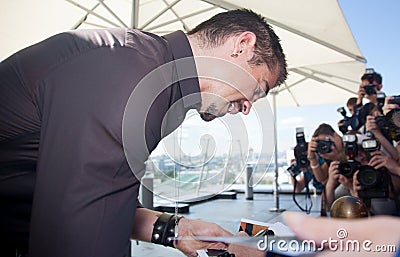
0, 28, 200, 257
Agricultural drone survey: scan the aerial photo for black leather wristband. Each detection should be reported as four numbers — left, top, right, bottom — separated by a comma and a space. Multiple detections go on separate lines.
151, 213, 182, 247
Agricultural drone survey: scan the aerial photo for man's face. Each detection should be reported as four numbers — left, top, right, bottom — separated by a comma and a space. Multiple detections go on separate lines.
347, 104, 355, 115
198, 63, 278, 122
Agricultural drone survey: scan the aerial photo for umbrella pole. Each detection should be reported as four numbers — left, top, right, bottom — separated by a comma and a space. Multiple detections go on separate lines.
270, 92, 285, 212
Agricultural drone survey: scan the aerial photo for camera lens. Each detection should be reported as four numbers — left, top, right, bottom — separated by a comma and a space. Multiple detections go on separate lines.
358, 166, 380, 187
338, 162, 353, 178
316, 140, 332, 154
297, 156, 309, 168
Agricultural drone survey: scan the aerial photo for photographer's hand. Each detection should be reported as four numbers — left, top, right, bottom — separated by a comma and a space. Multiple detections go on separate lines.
356, 84, 365, 105
365, 115, 379, 132
307, 137, 329, 184
325, 161, 340, 210
307, 137, 318, 160
338, 174, 353, 191
369, 151, 400, 176
366, 116, 399, 161
383, 96, 399, 116
326, 161, 340, 187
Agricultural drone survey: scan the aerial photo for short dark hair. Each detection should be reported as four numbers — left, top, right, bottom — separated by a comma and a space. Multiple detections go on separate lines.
313, 123, 335, 137
361, 71, 382, 84
346, 97, 357, 107
188, 9, 287, 87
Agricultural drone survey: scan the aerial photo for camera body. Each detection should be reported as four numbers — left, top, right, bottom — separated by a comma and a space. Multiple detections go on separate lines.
357, 136, 390, 199
375, 114, 400, 142
357, 165, 390, 199
389, 95, 400, 106
287, 163, 302, 177
376, 91, 386, 113
363, 68, 377, 96
337, 107, 360, 134
338, 134, 360, 178
294, 127, 309, 169
316, 137, 334, 154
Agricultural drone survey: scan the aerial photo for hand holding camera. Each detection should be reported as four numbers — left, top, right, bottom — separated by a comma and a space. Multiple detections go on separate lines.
357, 135, 390, 199
365, 115, 379, 132
383, 95, 400, 116
316, 137, 334, 154
327, 161, 340, 187
368, 151, 400, 177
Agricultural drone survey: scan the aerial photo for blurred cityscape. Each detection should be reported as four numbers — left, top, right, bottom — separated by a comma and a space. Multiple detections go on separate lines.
146, 150, 292, 202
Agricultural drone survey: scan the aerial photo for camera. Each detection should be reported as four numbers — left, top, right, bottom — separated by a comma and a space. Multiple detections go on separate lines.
316, 137, 334, 154
338, 134, 360, 178
294, 127, 309, 169
376, 91, 386, 113
389, 95, 400, 106
375, 114, 400, 142
287, 163, 302, 177
363, 68, 377, 96
337, 107, 359, 134
357, 136, 390, 199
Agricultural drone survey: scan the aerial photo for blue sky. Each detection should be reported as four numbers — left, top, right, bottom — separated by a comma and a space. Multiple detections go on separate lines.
275, 0, 400, 153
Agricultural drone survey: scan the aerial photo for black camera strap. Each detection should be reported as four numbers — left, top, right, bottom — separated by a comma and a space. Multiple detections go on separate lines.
292, 173, 313, 214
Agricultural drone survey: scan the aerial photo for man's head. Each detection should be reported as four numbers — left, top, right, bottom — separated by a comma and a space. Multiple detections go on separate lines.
313, 123, 344, 161
187, 9, 287, 121
360, 69, 383, 104
346, 97, 358, 115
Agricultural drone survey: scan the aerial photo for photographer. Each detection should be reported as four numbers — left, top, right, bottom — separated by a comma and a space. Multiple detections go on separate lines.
356, 68, 383, 108
324, 133, 369, 212
307, 124, 345, 185
383, 95, 400, 160
366, 114, 399, 161
288, 158, 323, 194
325, 160, 358, 212
337, 97, 359, 135
351, 134, 400, 216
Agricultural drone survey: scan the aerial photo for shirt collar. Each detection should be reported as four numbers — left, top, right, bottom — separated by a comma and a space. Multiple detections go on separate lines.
162, 30, 201, 109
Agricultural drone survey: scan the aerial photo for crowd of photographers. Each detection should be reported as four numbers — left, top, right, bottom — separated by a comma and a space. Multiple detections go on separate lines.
288, 68, 400, 217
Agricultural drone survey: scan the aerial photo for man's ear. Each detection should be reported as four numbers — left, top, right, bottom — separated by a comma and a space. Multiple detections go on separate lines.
233, 31, 256, 54
377, 83, 383, 91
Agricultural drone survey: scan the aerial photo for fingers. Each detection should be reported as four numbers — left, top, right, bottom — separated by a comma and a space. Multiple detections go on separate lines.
283, 212, 348, 242
383, 96, 398, 116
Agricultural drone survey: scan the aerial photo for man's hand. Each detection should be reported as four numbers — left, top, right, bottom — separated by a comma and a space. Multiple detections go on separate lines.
227, 231, 265, 257
369, 151, 400, 175
326, 161, 340, 188
383, 96, 399, 116
307, 137, 318, 159
365, 115, 379, 132
175, 218, 233, 257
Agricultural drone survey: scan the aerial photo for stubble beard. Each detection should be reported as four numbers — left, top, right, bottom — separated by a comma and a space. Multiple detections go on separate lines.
200, 103, 218, 122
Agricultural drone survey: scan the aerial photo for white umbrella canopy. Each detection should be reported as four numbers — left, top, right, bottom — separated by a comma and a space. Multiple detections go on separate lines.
1, 0, 366, 104
1, 0, 366, 100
